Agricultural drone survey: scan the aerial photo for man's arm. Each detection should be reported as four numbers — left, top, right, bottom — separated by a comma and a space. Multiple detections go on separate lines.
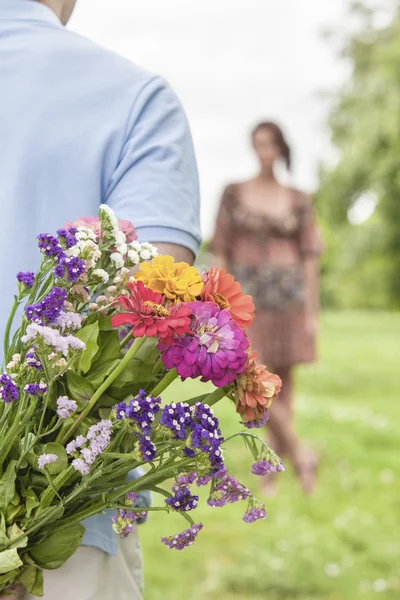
152, 242, 194, 265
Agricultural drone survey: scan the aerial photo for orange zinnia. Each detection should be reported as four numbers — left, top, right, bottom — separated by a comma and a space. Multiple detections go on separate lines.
234, 350, 282, 422
201, 268, 255, 329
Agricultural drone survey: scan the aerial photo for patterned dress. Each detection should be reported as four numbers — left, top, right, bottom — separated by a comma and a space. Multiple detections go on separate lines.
212, 184, 323, 367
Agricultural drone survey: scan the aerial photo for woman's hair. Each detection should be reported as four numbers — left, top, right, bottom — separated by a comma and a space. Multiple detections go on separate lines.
251, 121, 291, 170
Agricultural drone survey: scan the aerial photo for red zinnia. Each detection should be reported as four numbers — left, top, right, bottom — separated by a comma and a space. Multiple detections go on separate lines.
111, 281, 191, 345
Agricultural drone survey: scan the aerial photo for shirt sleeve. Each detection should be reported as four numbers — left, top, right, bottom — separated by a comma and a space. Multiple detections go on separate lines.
105, 76, 201, 255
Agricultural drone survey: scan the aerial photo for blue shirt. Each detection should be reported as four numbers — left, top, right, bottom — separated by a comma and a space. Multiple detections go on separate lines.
0, 0, 201, 555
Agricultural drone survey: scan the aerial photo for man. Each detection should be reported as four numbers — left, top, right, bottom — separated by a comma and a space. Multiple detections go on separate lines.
0, 0, 201, 598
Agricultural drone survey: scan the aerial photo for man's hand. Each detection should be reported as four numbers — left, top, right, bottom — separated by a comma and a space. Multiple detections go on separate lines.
151, 242, 195, 266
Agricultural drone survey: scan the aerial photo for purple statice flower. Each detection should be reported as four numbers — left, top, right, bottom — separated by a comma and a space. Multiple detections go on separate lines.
87, 420, 112, 455
208, 470, 251, 508
37, 233, 65, 260
243, 502, 267, 523
38, 453, 58, 469
54, 257, 86, 283
242, 409, 270, 429
197, 475, 212, 487
112, 509, 147, 539
56, 396, 78, 419
66, 435, 87, 455
25, 286, 67, 325
24, 382, 47, 396
17, 271, 35, 288
161, 523, 203, 550
25, 351, 42, 371
71, 458, 90, 476
159, 402, 192, 440
138, 435, 157, 462
252, 458, 285, 477
160, 301, 249, 388
0, 374, 19, 404
115, 390, 161, 435
126, 492, 137, 506
160, 401, 225, 475
57, 228, 78, 249
175, 472, 197, 487
165, 486, 199, 512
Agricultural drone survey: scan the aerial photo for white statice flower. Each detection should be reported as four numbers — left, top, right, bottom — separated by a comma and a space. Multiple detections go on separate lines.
117, 242, 128, 256
54, 311, 83, 332
127, 249, 140, 265
92, 269, 109, 284
76, 227, 97, 242
114, 230, 126, 247
6, 354, 21, 370
129, 240, 142, 252
110, 252, 124, 270
139, 248, 152, 261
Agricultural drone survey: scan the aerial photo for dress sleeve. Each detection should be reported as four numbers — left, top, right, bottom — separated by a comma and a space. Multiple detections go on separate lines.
211, 184, 236, 259
298, 194, 324, 258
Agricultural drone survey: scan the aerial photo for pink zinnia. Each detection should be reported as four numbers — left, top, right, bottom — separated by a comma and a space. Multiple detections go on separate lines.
160, 301, 249, 387
64, 216, 137, 243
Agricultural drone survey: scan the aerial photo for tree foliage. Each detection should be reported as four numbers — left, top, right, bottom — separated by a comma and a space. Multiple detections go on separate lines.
318, 1, 400, 308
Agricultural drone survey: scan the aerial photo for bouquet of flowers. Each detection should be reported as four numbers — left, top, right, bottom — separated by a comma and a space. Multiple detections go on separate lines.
0, 206, 283, 596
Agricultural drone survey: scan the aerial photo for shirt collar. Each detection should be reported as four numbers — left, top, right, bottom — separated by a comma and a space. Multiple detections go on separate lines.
0, 0, 62, 27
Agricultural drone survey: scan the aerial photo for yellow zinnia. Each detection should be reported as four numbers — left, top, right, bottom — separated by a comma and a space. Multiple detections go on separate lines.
135, 256, 204, 303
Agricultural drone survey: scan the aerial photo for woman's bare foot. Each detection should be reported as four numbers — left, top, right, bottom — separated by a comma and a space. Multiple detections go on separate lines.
295, 451, 318, 495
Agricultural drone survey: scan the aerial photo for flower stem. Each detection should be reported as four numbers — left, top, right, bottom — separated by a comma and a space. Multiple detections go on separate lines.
150, 368, 178, 397
59, 336, 146, 443
3, 297, 20, 363
203, 387, 228, 407
120, 331, 133, 349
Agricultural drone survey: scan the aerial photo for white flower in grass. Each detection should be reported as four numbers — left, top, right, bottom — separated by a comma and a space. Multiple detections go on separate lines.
110, 252, 125, 269
93, 269, 109, 284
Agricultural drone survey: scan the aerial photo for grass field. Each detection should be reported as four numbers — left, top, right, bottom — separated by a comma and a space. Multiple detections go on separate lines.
141, 312, 400, 600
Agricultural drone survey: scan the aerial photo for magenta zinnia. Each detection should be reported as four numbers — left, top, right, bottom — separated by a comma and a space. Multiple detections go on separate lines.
160, 301, 249, 387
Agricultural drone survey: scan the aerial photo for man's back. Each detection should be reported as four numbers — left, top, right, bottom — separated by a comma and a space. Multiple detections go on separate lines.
0, 0, 201, 347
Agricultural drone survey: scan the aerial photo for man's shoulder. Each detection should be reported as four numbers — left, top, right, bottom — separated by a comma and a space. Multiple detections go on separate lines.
59, 28, 158, 92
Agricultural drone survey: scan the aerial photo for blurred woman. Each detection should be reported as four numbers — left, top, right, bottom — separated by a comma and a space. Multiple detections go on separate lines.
212, 122, 323, 494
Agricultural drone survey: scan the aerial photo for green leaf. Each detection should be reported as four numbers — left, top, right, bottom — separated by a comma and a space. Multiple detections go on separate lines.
6, 525, 28, 550
75, 322, 100, 374
0, 549, 22, 575
0, 462, 17, 511
43, 443, 68, 476
65, 371, 95, 410
19, 565, 44, 596
29, 523, 85, 570
21, 489, 40, 519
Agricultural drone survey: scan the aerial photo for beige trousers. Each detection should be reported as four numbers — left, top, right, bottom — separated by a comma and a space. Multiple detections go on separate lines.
25, 528, 143, 600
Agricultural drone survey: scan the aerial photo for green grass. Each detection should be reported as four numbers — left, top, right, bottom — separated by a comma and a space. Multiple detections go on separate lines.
141, 311, 400, 600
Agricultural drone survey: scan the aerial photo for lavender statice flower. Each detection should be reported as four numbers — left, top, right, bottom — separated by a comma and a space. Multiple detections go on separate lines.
160, 301, 249, 387
56, 396, 78, 419
243, 501, 267, 523
24, 382, 47, 396
71, 458, 90, 476
22, 323, 85, 356
161, 523, 203, 550
57, 228, 78, 249
38, 453, 58, 469
54, 256, 86, 282
197, 475, 212, 487
115, 390, 161, 435
112, 508, 147, 538
66, 435, 87, 455
0, 374, 19, 404
208, 469, 251, 508
159, 402, 192, 440
25, 286, 67, 325
242, 410, 270, 429
251, 458, 285, 476
17, 271, 35, 288
54, 311, 82, 332
37, 233, 65, 260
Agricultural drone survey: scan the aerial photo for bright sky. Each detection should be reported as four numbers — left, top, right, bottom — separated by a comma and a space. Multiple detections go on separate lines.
69, 0, 351, 237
